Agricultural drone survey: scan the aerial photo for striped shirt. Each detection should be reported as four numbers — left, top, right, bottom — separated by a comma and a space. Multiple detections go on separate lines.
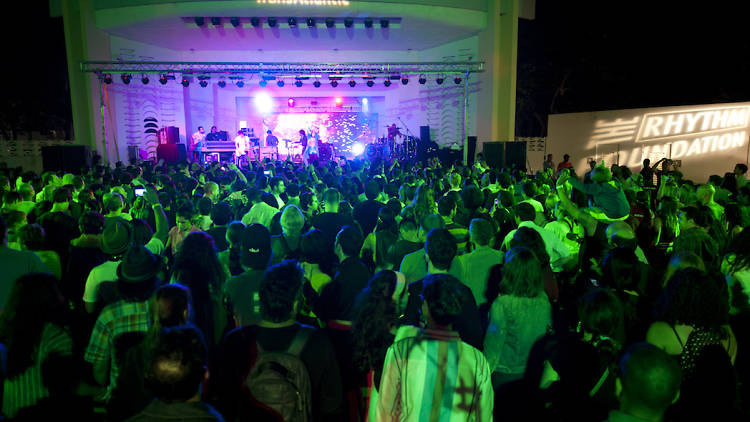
2, 323, 73, 417
375, 326, 494, 421
84, 300, 150, 400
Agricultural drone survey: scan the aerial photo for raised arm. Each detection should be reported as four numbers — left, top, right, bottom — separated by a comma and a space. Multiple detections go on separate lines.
144, 188, 168, 245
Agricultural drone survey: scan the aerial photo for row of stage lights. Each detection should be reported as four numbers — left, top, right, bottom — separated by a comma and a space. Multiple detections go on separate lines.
105, 74, 463, 86
194, 17, 391, 29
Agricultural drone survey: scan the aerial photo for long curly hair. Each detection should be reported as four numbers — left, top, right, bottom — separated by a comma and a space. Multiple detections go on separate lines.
656, 268, 729, 332
172, 232, 227, 345
0, 273, 67, 378
351, 271, 399, 373
500, 247, 544, 298
403, 184, 436, 225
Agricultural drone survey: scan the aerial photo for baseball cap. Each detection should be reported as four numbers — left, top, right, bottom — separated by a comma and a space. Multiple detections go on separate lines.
241, 223, 272, 270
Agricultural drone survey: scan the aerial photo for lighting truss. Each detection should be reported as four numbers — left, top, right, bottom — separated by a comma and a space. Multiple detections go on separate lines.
82, 61, 484, 79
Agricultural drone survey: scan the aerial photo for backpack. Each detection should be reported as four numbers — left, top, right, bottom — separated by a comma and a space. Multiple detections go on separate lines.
245, 327, 313, 422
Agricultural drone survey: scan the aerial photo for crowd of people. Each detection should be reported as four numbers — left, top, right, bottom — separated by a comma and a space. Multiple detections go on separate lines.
0, 151, 748, 421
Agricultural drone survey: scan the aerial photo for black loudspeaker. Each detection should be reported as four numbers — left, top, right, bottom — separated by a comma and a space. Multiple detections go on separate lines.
127, 146, 139, 164
41, 145, 92, 173
482, 142, 504, 169
505, 141, 527, 170
157, 144, 187, 163
466, 136, 477, 166
438, 148, 462, 166
419, 126, 431, 143
158, 126, 180, 144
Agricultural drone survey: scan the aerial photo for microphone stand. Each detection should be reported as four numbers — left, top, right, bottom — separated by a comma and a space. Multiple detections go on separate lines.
397, 117, 413, 140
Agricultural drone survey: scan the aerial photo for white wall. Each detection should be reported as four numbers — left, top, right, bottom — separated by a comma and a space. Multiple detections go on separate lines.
548, 102, 750, 183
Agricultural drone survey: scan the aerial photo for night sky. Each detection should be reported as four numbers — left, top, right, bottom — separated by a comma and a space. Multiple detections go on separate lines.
3, 2, 749, 140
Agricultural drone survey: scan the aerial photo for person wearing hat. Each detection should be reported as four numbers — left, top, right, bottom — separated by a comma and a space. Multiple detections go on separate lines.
223, 224, 272, 327
84, 244, 162, 401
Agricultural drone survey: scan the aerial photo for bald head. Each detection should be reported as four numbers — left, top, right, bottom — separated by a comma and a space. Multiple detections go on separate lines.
619, 343, 681, 417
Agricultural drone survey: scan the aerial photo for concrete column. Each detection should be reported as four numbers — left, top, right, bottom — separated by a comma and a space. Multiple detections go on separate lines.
61, 0, 114, 165
477, 0, 519, 160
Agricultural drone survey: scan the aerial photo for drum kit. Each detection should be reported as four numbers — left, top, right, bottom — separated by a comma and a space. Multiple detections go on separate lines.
362, 126, 417, 160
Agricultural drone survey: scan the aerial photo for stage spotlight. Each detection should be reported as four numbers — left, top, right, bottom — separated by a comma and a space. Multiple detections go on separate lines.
349, 80, 356, 87
236, 80, 245, 88
254, 93, 273, 114
159, 75, 168, 85
181, 77, 190, 87
288, 98, 295, 107
335, 97, 343, 107
307, 18, 315, 27
401, 77, 409, 85
380, 19, 389, 28
230, 17, 240, 27
259, 80, 267, 87
313, 80, 321, 88
288, 17, 297, 27
344, 18, 353, 28
141, 75, 149, 85
364, 18, 373, 28
251, 17, 260, 27
325, 18, 335, 28
103, 74, 113, 84
366, 80, 374, 87
352, 142, 365, 156
331, 81, 338, 87
194, 17, 205, 27
218, 80, 226, 88
454, 76, 462, 85
210, 17, 221, 26
361, 98, 368, 105
436, 76, 444, 85
199, 79, 208, 88
418, 75, 426, 85
268, 17, 277, 27
295, 80, 303, 87
121, 74, 132, 85
277, 80, 285, 87
384, 79, 391, 87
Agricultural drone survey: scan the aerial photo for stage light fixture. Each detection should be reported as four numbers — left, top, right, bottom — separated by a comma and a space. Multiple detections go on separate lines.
454, 76, 462, 85
325, 18, 335, 28
268, 17, 277, 27
259, 80, 267, 87
380, 19, 389, 28
210, 17, 221, 26
159, 75, 168, 85
288, 17, 297, 27
335, 97, 343, 107
364, 19, 373, 28
251, 17, 260, 27
254, 93, 273, 114
288, 98, 295, 107
418, 75, 426, 85
121, 74, 132, 85
230, 17, 240, 27
436, 76, 444, 85
307, 18, 315, 27
344, 18, 353, 28
366, 80, 374, 87
352, 142, 365, 156
401, 77, 409, 85
218, 80, 226, 88
199, 79, 208, 88
103, 74, 113, 84
349, 80, 356, 87
331, 81, 338, 87
295, 80, 303, 87
194, 17, 205, 27
277, 80, 285, 87
362, 98, 368, 105
313, 80, 321, 88
236, 80, 245, 88
384, 79, 391, 87
181, 77, 190, 87
141, 75, 149, 85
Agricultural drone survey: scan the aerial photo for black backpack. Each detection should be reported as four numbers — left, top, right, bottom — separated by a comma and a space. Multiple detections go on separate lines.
245, 327, 313, 422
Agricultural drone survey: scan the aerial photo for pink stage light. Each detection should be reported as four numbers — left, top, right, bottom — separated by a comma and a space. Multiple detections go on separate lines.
288, 98, 295, 108
335, 97, 343, 107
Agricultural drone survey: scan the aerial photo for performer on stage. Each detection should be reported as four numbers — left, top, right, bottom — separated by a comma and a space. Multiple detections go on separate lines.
206, 125, 220, 141
387, 123, 402, 159
304, 128, 319, 163
266, 130, 279, 160
298, 129, 308, 163
234, 130, 248, 165
190, 126, 206, 163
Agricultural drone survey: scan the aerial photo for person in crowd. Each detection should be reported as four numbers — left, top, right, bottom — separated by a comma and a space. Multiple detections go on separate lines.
103, 192, 132, 227
353, 180, 383, 235
38, 187, 79, 272
672, 205, 718, 267
167, 203, 200, 256
196, 196, 213, 231
557, 154, 573, 172
270, 204, 305, 264
696, 183, 725, 223
311, 188, 356, 249
218, 220, 246, 277
241, 187, 278, 228
224, 223, 272, 327
67, 210, 107, 304
206, 201, 233, 252
217, 260, 345, 421
0, 215, 50, 309
502, 202, 572, 273
268, 176, 286, 209
375, 273, 494, 420
386, 218, 422, 270
360, 206, 399, 272
17, 223, 62, 280
460, 218, 503, 307
438, 195, 470, 254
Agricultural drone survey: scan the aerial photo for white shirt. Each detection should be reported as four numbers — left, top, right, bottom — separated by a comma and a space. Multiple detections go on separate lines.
191, 131, 206, 146
234, 135, 247, 155
503, 221, 571, 273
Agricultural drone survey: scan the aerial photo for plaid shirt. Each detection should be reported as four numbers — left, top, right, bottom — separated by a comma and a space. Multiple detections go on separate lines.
84, 300, 150, 399
375, 326, 494, 422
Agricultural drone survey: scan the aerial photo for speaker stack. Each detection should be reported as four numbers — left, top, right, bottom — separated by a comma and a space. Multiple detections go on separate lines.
41, 145, 92, 173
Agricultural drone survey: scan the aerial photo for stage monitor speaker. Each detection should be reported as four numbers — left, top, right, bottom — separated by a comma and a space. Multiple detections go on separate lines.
466, 136, 477, 166
157, 143, 187, 163
505, 141, 527, 171
158, 126, 180, 144
438, 148, 462, 166
41, 145, 91, 174
482, 142, 504, 169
